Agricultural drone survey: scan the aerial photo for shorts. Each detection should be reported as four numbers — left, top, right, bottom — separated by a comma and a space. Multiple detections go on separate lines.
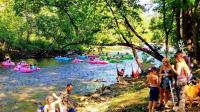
149, 87, 159, 101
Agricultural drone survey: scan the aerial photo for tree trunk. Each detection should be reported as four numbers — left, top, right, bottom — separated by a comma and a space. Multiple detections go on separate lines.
162, 0, 169, 58
130, 46, 142, 72
191, 0, 200, 64
0, 51, 5, 61
180, 0, 200, 65
191, 16, 200, 64
175, 0, 181, 42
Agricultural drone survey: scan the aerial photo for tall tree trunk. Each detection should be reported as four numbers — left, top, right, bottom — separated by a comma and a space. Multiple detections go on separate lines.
24, 12, 32, 43
180, 0, 200, 65
0, 50, 5, 61
26, 29, 31, 43
162, 0, 175, 58
162, 0, 169, 58
131, 46, 142, 72
175, 0, 182, 50
191, 16, 200, 64
191, 0, 200, 64
182, 0, 193, 51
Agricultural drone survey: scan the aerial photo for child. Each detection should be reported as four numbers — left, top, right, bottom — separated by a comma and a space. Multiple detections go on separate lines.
146, 67, 159, 112
43, 93, 61, 112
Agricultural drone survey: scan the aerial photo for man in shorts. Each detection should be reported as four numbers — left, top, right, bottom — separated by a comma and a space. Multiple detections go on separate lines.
146, 67, 159, 112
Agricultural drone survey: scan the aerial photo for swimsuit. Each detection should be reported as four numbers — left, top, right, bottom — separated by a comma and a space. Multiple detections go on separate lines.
160, 70, 173, 89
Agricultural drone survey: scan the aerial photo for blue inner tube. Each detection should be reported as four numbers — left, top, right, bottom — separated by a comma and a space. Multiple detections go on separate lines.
55, 57, 72, 62
79, 56, 88, 59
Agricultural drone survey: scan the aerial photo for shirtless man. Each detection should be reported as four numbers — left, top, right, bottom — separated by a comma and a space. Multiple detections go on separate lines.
146, 67, 159, 112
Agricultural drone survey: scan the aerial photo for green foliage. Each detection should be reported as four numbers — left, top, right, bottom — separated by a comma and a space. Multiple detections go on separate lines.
36, 15, 60, 38
0, 0, 150, 55
149, 17, 164, 43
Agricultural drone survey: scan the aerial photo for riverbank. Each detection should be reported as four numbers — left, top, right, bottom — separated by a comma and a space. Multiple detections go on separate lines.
0, 73, 199, 112
0, 59, 199, 112
74, 69, 200, 112
0, 49, 84, 62
76, 77, 149, 112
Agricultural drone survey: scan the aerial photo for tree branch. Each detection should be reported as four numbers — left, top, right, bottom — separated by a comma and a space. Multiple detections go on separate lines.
121, 15, 163, 61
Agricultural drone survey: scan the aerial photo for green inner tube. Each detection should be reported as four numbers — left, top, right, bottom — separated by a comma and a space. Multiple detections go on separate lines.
100, 56, 107, 60
109, 59, 123, 63
120, 55, 133, 60
99, 54, 133, 61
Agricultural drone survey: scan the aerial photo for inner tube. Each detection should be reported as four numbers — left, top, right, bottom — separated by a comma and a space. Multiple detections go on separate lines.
88, 60, 109, 64
2, 61, 15, 66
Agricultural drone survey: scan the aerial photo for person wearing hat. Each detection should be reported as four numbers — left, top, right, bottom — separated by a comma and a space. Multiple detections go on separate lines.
146, 67, 159, 112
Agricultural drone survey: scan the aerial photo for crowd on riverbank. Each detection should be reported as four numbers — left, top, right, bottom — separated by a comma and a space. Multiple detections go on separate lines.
143, 50, 200, 112
32, 51, 200, 112
1, 49, 200, 112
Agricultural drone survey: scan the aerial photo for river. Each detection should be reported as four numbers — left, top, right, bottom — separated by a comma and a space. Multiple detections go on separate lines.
0, 50, 163, 111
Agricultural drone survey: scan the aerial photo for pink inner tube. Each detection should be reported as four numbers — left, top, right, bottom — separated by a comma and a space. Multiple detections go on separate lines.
16, 67, 40, 73
2, 61, 15, 66
72, 59, 84, 63
88, 60, 109, 64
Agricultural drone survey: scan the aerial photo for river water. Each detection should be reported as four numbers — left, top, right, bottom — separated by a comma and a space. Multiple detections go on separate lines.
0, 58, 140, 95
0, 50, 165, 111
0, 49, 166, 95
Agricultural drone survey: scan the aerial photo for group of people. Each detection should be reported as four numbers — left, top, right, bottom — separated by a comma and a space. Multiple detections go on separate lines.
38, 83, 77, 112
17, 60, 36, 69
146, 51, 192, 112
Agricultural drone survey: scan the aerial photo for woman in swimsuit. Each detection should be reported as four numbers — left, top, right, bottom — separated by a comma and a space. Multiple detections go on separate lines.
159, 58, 173, 108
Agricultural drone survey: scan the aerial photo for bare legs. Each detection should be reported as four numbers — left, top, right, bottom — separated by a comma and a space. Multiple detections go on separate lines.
160, 88, 170, 107
149, 101, 157, 112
